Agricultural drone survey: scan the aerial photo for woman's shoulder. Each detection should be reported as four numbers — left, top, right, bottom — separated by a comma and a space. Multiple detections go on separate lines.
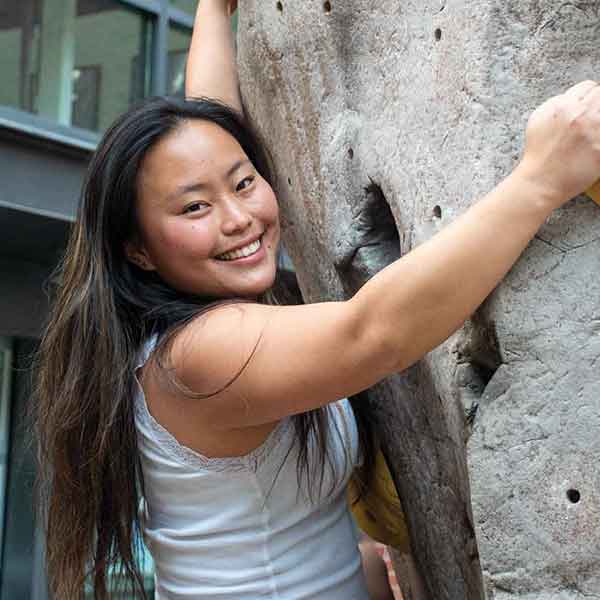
144, 297, 386, 435
135, 320, 287, 463
167, 301, 275, 391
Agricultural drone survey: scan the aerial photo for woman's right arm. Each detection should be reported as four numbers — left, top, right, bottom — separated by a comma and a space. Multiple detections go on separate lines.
185, 1, 241, 113
173, 81, 600, 429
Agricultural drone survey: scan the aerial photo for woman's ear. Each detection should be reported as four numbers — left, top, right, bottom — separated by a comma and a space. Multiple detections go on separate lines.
124, 241, 156, 271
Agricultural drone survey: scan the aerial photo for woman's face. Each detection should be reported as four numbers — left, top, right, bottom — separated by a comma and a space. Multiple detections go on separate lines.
127, 119, 280, 299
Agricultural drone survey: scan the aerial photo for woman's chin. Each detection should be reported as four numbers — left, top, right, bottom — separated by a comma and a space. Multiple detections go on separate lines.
213, 270, 277, 300
240, 275, 278, 300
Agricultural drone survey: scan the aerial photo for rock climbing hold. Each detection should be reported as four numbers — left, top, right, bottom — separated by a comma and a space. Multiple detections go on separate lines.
585, 180, 600, 205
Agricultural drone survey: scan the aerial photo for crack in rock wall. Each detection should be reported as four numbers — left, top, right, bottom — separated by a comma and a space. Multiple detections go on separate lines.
237, 2, 600, 599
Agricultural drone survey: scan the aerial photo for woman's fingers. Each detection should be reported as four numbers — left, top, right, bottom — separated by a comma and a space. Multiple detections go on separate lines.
519, 79, 600, 207
562, 79, 598, 101
581, 84, 600, 111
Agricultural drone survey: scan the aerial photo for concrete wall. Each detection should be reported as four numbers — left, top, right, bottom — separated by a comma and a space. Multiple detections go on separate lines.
0, 134, 87, 219
237, 2, 600, 599
0, 257, 54, 340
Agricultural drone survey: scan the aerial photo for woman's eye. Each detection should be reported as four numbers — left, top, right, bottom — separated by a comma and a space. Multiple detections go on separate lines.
183, 202, 209, 214
236, 176, 255, 192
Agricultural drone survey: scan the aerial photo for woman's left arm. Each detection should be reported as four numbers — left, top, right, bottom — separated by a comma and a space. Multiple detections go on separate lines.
185, 1, 242, 114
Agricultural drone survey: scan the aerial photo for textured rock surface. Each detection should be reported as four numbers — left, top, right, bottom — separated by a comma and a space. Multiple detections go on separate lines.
237, 2, 600, 599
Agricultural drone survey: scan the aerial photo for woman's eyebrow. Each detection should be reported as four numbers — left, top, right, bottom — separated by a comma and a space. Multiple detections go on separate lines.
226, 158, 251, 178
166, 159, 251, 202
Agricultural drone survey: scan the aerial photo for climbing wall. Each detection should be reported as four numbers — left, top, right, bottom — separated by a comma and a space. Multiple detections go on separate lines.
237, 2, 600, 599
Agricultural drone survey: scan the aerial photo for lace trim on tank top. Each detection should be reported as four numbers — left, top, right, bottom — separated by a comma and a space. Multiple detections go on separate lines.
134, 336, 294, 474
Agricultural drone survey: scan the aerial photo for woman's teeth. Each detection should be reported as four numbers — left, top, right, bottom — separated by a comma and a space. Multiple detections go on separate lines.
216, 237, 262, 261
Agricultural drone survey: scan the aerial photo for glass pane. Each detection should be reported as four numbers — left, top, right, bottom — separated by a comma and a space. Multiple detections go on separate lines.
171, 0, 198, 17
0, 0, 153, 133
167, 26, 192, 96
83, 542, 155, 599
0, 339, 37, 600
0, 339, 12, 571
72, 65, 101, 130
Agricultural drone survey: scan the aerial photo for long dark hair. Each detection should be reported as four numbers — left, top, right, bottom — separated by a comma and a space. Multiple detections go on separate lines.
32, 96, 376, 599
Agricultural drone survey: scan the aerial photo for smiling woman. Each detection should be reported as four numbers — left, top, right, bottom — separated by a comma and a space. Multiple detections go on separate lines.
29, 94, 310, 600
126, 119, 280, 299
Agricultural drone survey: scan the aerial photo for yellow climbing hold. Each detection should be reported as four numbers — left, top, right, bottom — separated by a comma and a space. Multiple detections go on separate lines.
348, 448, 411, 551
586, 180, 600, 205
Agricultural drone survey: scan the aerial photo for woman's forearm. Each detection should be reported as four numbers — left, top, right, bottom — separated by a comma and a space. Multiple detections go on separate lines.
186, 1, 242, 113
351, 166, 559, 372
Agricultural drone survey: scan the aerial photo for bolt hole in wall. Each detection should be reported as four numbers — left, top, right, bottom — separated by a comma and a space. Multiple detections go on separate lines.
566, 489, 581, 504
348, 148, 354, 160
433, 205, 442, 219
435, 28, 442, 41
276, 1, 283, 12
323, 1, 332, 13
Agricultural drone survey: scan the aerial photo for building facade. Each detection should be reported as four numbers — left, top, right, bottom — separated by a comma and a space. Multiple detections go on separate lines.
0, 1, 217, 597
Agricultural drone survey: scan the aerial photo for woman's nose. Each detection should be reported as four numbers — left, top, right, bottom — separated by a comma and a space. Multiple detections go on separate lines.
220, 198, 253, 235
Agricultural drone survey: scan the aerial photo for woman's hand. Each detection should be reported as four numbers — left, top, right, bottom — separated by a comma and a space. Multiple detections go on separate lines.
517, 80, 600, 209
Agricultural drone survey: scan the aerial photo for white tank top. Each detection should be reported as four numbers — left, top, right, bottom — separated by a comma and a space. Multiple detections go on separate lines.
134, 334, 369, 599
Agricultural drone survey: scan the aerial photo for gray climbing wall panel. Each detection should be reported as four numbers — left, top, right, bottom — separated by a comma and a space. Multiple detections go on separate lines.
237, 2, 600, 598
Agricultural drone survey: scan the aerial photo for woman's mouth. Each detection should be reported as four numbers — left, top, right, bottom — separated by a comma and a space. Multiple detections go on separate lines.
215, 235, 263, 261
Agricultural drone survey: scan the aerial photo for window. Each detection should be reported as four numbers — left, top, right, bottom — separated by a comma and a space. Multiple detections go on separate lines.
83, 544, 155, 599
72, 65, 101, 130
167, 26, 192, 96
170, 1, 197, 18
0, 337, 13, 570
0, 0, 153, 133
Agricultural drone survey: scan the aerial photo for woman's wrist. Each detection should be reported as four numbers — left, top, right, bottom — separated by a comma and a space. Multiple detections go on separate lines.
508, 160, 567, 215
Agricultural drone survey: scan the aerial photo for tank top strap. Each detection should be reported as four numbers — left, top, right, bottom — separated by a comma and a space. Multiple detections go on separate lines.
133, 333, 295, 474
135, 332, 159, 370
